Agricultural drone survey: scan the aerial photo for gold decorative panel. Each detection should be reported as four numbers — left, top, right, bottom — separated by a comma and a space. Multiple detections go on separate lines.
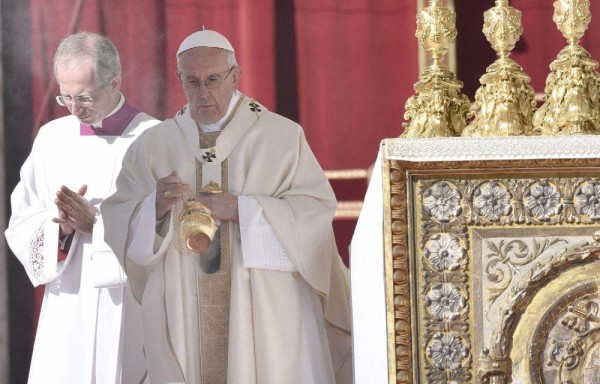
382, 139, 600, 383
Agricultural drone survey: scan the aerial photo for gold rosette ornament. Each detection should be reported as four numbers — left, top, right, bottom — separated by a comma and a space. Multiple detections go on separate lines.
533, 0, 600, 135
402, 0, 470, 138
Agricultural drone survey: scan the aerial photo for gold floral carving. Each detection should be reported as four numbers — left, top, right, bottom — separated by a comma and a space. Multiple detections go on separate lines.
483, 238, 567, 309
384, 156, 600, 383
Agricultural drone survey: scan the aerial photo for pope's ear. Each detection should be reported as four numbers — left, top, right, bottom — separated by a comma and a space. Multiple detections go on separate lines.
231, 66, 243, 86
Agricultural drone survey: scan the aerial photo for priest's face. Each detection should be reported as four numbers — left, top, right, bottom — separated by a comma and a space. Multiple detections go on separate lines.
177, 47, 241, 125
55, 59, 121, 125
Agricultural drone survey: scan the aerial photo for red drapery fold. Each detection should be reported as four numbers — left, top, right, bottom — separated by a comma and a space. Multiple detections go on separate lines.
294, 0, 418, 169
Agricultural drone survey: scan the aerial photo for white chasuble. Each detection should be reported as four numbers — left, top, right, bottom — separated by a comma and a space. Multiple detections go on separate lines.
102, 94, 353, 384
5, 107, 157, 384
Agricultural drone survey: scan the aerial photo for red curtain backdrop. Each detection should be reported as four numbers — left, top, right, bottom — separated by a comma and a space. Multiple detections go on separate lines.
295, 0, 418, 169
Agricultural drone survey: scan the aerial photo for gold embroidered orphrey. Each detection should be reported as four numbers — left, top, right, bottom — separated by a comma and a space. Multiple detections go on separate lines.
195, 129, 230, 384
382, 152, 600, 383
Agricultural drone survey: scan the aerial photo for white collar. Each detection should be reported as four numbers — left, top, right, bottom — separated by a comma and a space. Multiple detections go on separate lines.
199, 90, 241, 132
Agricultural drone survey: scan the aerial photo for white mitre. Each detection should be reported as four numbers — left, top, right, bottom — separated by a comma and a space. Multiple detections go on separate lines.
177, 29, 235, 57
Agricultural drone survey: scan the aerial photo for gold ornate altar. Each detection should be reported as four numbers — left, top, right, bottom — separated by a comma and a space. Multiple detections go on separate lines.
379, 136, 600, 384
350, 1, 600, 383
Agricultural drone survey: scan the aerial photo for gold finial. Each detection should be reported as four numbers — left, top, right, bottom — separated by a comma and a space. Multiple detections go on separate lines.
401, 0, 470, 138
532, 0, 600, 135
462, 0, 536, 137
201, 181, 222, 193
554, 0, 591, 44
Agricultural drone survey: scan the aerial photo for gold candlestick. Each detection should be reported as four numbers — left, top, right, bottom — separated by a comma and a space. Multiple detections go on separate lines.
401, 0, 470, 138
532, 0, 600, 135
462, 0, 536, 137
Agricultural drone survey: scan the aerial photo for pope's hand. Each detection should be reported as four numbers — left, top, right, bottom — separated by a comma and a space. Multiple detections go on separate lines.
53, 185, 95, 236
196, 192, 239, 222
156, 171, 191, 220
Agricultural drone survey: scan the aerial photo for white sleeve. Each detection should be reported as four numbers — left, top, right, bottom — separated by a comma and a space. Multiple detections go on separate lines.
4, 154, 60, 286
238, 195, 297, 272
127, 190, 170, 266
91, 209, 127, 288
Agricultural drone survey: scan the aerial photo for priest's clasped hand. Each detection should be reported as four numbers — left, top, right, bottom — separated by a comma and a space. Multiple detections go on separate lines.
53, 185, 95, 236
156, 170, 192, 220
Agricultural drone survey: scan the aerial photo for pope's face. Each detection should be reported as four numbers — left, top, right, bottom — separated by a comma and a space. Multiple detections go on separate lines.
177, 47, 241, 125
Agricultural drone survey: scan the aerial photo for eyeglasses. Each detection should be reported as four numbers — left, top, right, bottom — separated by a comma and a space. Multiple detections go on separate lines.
55, 84, 107, 107
178, 67, 235, 91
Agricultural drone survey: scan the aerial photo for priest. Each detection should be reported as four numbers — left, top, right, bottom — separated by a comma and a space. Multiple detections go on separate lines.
5, 32, 158, 383
101, 30, 353, 383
